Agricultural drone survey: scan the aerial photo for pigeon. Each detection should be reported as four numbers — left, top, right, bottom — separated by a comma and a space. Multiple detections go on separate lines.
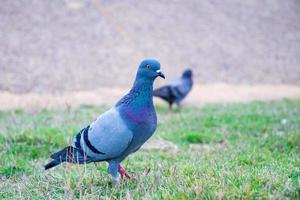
44, 59, 165, 186
153, 69, 193, 111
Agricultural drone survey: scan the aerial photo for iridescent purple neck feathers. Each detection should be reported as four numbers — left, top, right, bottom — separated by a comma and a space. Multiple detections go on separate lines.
116, 72, 156, 131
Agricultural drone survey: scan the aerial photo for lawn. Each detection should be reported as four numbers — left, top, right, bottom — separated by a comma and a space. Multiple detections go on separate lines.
0, 99, 299, 199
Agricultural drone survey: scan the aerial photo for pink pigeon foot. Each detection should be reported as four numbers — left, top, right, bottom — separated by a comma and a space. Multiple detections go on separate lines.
118, 165, 131, 179
113, 179, 121, 187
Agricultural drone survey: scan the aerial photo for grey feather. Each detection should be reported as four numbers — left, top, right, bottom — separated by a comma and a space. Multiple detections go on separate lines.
154, 69, 193, 110
80, 107, 133, 160
44, 59, 163, 185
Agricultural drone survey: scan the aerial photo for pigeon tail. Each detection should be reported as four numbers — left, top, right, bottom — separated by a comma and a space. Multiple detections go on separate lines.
45, 146, 89, 170
44, 159, 61, 170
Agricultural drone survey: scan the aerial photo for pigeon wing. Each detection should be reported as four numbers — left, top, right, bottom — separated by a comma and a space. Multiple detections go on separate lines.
172, 78, 192, 98
79, 107, 133, 160
153, 85, 176, 103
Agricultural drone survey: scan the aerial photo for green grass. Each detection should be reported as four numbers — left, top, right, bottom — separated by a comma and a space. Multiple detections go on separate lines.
0, 99, 299, 199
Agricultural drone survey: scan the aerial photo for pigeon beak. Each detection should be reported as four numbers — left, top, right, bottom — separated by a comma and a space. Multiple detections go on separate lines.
156, 70, 165, 79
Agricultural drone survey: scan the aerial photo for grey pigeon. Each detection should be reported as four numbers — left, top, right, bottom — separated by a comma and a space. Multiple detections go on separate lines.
44, 59, 165, 186
153, 69, 193, 111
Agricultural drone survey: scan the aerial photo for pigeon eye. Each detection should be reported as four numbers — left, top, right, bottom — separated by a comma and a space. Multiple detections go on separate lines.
145, 64, 151, 69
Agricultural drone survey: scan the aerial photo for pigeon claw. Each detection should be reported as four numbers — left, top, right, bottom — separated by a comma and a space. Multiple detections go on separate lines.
118, 165, 131, 179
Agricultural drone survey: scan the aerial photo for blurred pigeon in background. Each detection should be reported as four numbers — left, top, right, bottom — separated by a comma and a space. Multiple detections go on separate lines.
153, 69, 193, 111
44, 59, 165, 186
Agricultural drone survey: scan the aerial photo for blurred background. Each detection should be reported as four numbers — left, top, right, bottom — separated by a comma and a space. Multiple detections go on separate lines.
0, 0, 300, 109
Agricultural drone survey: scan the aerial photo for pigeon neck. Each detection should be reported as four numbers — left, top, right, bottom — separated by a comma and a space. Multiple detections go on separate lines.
130, 78, 154, 103
133, 77, 154, 91
116, 77, 154, 107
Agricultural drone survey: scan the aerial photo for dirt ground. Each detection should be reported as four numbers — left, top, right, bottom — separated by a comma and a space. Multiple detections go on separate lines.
1, 1, 300, 110
1, 0, 300, 93
1, 84, 299, 110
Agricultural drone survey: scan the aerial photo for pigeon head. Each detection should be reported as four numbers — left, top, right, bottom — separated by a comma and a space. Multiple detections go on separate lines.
182, 69, 192, 79
136, 59, 165, 81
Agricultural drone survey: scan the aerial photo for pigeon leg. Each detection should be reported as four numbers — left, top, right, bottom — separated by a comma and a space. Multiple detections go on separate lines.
176, 101, 182, 110
168, 102, 173, 112
108, 161, 120, 186
118, 164, 131, 179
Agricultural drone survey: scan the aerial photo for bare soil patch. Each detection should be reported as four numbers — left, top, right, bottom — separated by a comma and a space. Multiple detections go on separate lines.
0, 84, 299, 110
142, 139, 179, 153
1, 0, 300, 93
